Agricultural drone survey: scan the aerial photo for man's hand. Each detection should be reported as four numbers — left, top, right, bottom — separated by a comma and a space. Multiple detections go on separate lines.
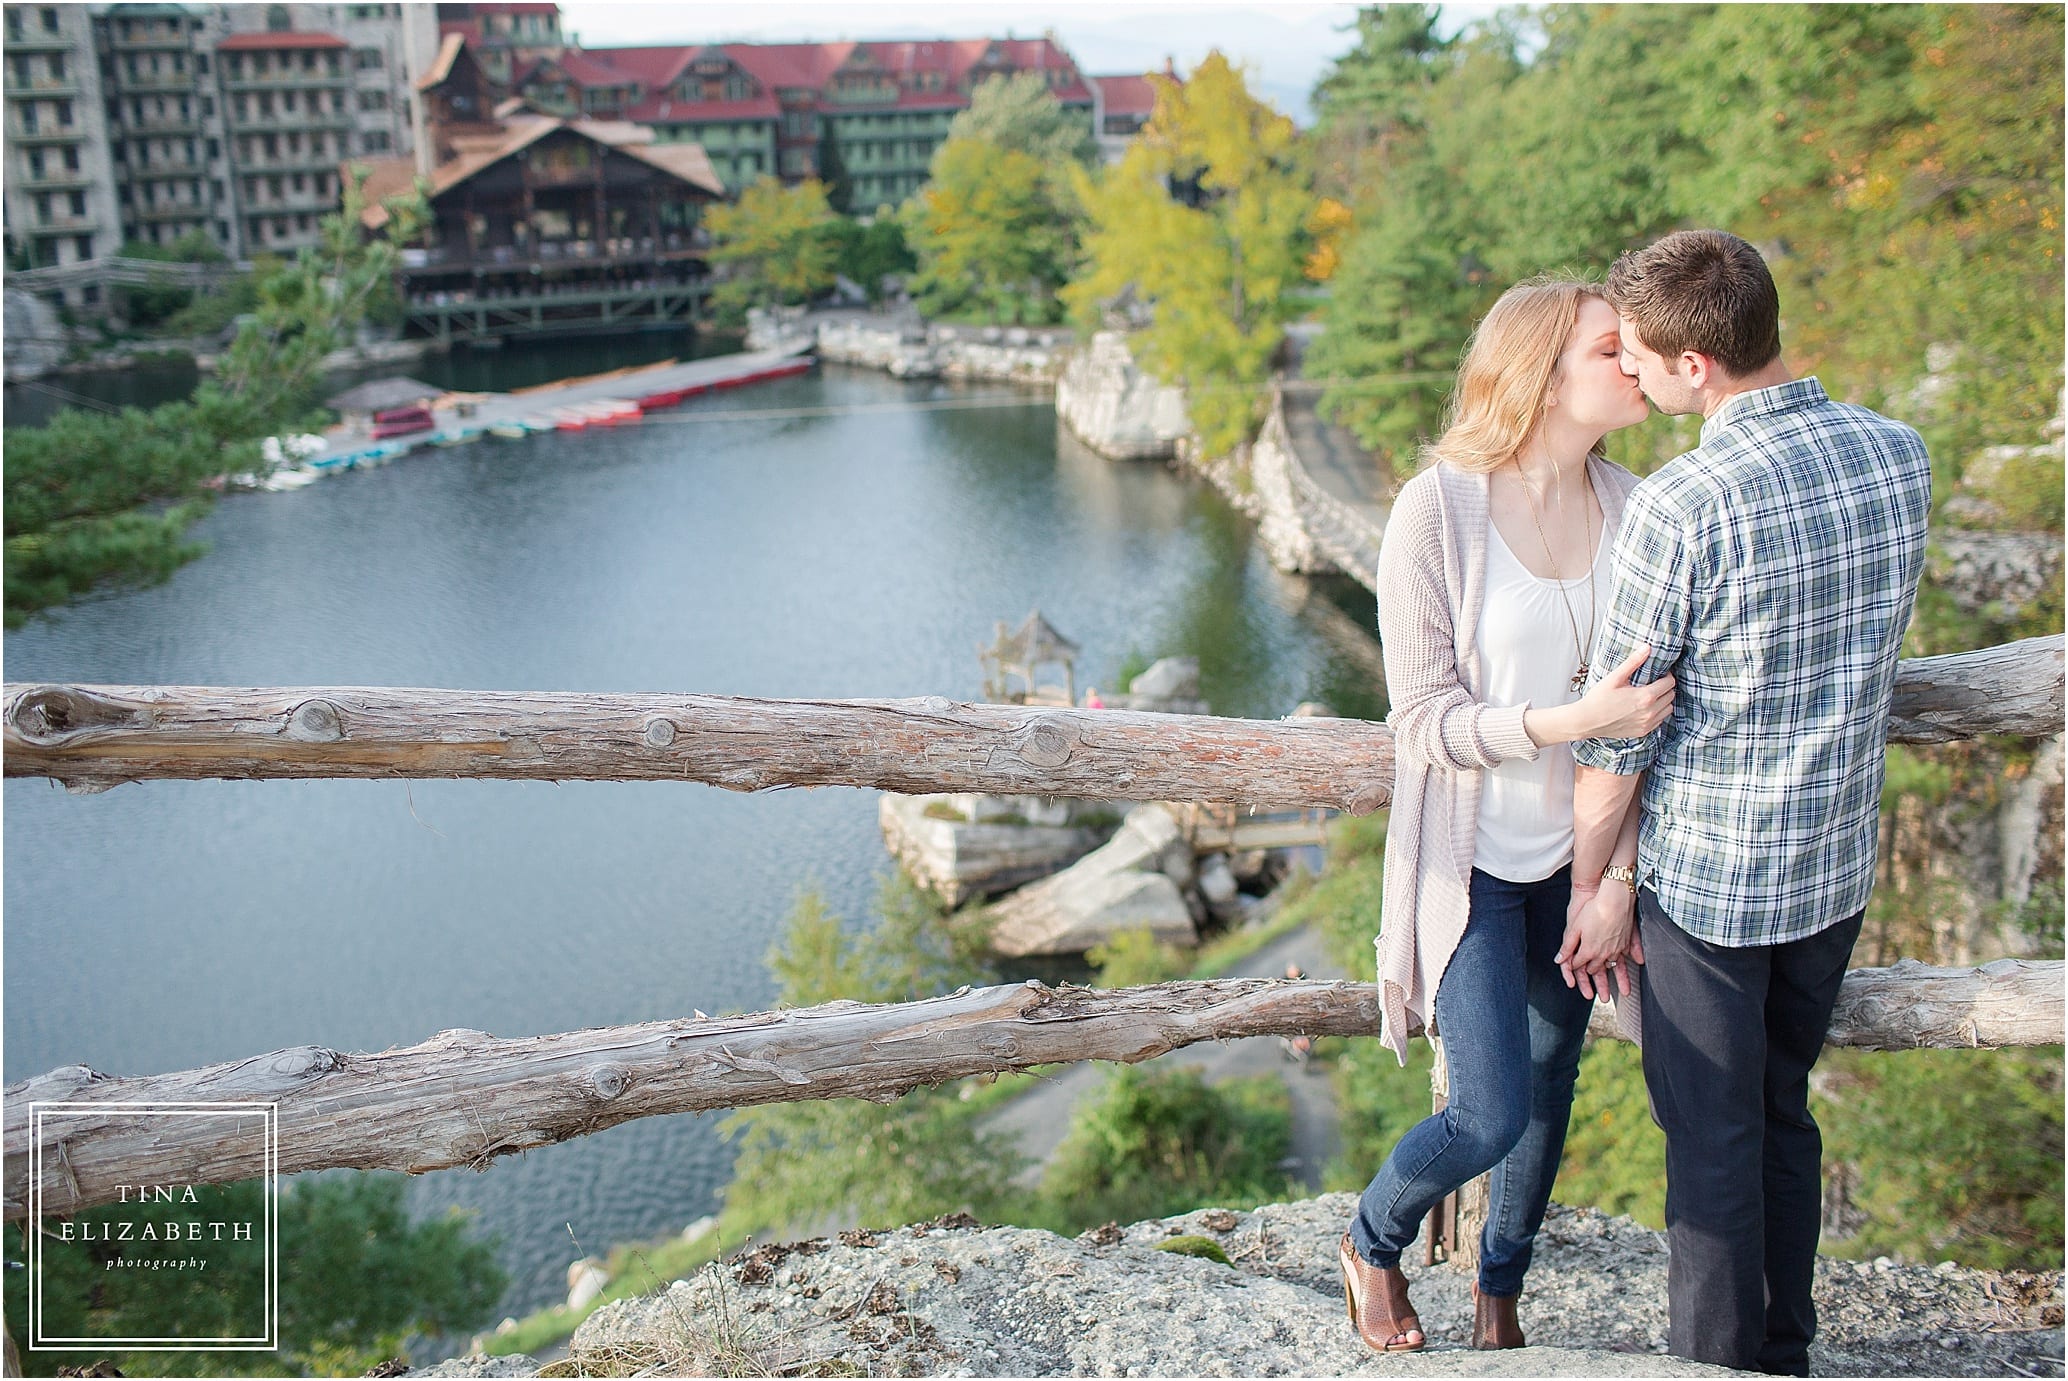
1558, 884, 1638, 999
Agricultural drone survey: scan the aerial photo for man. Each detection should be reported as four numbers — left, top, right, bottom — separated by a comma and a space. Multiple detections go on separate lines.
1559, 230, 1932, 1375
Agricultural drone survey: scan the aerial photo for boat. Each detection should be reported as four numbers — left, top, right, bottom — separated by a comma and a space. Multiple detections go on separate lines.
261, 468, 322, 491
488, 421, 534, 440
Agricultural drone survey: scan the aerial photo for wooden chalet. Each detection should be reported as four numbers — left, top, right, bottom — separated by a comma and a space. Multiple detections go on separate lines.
350, 34, 725, 344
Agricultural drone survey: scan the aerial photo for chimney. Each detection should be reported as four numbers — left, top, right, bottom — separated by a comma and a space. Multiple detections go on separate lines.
1162, 55, 1176, 78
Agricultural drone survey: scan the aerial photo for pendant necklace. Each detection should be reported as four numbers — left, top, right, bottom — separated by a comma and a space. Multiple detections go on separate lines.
1516, 461, 1597, 693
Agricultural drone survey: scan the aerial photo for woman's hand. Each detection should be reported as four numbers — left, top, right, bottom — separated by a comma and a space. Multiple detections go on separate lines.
1574, 647, 1675, 740
1558, 882, 1638, 1000
1523, 646, 1676, 747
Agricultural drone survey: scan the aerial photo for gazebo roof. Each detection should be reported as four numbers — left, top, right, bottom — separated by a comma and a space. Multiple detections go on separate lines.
998, 609, 1079, 665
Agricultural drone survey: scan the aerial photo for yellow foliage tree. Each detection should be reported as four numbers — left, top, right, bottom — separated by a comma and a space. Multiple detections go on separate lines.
705, 176, 838, 321
1063, 53, 1315, 456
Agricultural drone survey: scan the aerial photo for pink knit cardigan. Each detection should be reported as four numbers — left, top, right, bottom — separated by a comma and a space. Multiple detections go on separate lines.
1374, 455, 1641, 1065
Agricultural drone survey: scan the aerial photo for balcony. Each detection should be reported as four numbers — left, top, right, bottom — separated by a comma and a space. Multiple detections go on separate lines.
34, 211, 100, 231
3, 28, 75, 51
242, 191, 341, 213
10, 125, 88, 144
115, 71, 198, 94
17, 166, 94, 188
220, 71, 349, 91
236, 152, 344, 175
121, 114, 205, 136
398, 233, 708, 277
136, 203, 208, 223
125, 157, 208, 177
102, 26, 193, 50
227, 109, 354, 133
9, 75, 80, 97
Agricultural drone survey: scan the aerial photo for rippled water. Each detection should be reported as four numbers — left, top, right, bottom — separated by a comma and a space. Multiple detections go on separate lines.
3, 356, 1383, 1315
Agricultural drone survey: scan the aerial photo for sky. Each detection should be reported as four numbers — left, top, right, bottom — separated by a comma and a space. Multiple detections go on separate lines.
551, 2, 1497, 124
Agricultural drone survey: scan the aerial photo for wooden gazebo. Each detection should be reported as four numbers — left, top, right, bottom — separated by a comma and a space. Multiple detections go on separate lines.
980, 610, 1080, 705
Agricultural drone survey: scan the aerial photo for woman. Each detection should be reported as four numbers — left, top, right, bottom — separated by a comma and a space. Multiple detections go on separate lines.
1339, 278, 1674, 1353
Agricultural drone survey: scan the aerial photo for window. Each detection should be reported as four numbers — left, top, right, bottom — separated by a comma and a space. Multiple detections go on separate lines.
196, 54, 209, 76
283, 91, 297, 113
258, 93, 274, 117
207, 138, 219, 159
201, 97, 213, 117
358, 89, 387, 111
68, 190, 84, 215
267, 175, 282, 197
72, 232, 92, 258
82, 282, 100, 305
34, 193, 51, 219
5, 11, 20, 41
56, 99, 71, 127
355, 48, 382, 71
40, 6, 57, 34
63, 145, 78, 171
291, 172, 305, 191
48, 52, 63, 80
361, 128, 390, 151
19, 104, 35, 134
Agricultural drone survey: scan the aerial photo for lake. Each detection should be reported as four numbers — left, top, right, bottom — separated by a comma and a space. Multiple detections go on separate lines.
2, 345, 1385, 1316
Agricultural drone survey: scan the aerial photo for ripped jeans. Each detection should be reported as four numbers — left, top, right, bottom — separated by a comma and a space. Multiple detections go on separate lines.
1349, 865, 1593, 1296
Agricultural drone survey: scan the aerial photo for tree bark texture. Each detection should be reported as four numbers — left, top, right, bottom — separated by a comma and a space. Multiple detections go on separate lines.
6, 959, 2057, 1222
4, 635, 2058, 798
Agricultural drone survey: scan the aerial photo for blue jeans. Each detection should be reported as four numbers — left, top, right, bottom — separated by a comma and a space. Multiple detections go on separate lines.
1350, 866, 1594, 1296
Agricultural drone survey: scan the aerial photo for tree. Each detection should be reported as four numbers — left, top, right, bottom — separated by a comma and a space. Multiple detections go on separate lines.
816, 123, 853, 215
719, 876, 1022, 1235
5, 1173, 505, 1377
947, 71, 1099, 168
900, 138, 1073, 323
825, 215, 916, 303
2, 172, 426, 628
703, 176, 839, 324
1063, 53, 1316, 457
901, 73, 1094, 324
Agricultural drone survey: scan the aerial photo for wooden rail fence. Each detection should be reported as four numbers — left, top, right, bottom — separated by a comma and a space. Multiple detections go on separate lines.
3, 633, 2060, 1222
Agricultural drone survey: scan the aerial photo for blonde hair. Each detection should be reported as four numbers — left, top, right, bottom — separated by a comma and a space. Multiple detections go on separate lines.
1423, 275, 1609, 475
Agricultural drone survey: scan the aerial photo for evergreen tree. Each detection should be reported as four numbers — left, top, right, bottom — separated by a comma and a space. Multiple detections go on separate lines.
2, 172, 426, 628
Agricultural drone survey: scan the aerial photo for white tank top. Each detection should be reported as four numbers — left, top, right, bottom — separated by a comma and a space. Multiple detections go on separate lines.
1473, 517, 1610, 883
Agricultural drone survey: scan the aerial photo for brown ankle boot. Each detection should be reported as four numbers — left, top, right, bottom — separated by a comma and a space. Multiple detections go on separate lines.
1472, 1283, 1526, 1349
1338, 1234, 1425, 1353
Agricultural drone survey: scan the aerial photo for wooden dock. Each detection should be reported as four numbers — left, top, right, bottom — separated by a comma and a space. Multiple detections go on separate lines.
277, 343, 816, 482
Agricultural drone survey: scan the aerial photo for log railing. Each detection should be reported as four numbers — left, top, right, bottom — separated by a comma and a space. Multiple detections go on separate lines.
3, 635, 2060, 798
5, 959, 2060, 1222
3, 633, 2060, 1221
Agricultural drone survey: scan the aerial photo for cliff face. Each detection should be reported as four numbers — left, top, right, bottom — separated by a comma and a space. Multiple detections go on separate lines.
417, 1194, 2065, 1378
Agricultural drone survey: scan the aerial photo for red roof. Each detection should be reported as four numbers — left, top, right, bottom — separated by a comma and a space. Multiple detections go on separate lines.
1092, 73, 1160, 117
527, 36, 1093, 127
218, 31, 349, 50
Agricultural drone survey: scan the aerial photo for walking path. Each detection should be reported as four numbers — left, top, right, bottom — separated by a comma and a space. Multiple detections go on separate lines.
980, 922, 1350, 1191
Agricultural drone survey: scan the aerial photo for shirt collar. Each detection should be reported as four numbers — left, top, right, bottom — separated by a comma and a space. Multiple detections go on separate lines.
1701, 377, 1830, 445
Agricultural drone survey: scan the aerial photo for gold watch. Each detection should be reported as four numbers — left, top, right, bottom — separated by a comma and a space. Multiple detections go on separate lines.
1602, 864, 1639, 894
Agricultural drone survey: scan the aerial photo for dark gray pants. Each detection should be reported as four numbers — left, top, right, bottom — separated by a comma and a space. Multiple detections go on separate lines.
1637, 888, 1863, 1377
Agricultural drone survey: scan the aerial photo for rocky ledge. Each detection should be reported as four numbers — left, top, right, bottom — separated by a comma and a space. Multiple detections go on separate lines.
416, 1194, 2064, 1378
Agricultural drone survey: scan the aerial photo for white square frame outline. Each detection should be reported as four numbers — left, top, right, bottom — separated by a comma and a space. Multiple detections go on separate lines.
28, 1101, 279, 1352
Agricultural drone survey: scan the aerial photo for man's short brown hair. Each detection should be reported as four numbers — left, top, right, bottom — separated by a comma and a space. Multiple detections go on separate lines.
1606, 230, 1781, 378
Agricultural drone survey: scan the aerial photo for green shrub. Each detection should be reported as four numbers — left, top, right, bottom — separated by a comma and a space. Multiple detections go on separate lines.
1088, 926, 1190, 987
1032, 1067, 1295, 1235
1155, 1234, 1232, 1265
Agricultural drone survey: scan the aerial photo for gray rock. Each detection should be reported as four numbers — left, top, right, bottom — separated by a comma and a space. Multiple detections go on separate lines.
879, 793, 1107, 907
1129, 656, 1201, 701
1055, 331, 1191, 460
986, 804, 1199, 956
412, 1195, 2065, 1379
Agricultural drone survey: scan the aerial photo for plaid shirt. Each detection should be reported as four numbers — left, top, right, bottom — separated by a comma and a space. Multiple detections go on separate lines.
1572, 378, 1933, 947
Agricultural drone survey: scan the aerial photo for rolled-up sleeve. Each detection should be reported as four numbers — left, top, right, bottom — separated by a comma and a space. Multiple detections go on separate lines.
1573, 484, 1693, 776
